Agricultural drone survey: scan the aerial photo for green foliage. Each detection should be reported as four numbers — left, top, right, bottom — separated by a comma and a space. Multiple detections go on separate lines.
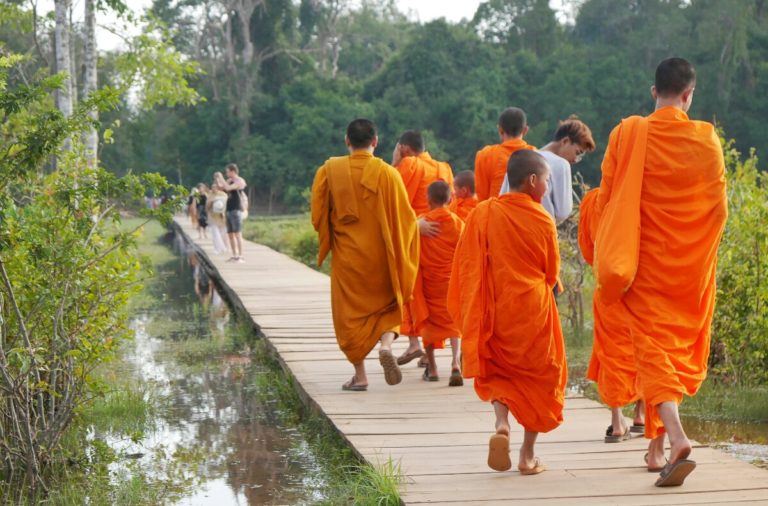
711, 136, 768, 384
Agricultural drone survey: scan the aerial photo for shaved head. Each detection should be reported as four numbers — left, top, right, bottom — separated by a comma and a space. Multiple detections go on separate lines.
427, 180, 451, 207
398, 130, 425, 153
655, 57, 696, 97
498, 107, 527, 137
347, 118, 377, 149
454, 170, 475, 193
506, 150, 549, 189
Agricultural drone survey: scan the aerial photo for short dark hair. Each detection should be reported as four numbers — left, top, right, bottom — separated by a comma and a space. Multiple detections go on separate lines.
226, 163, 239, 174
506, 150, 548, 189
498, 107, 527, 137
398, 130, 425, 153
346, 118, 377, 149
427, 180, 451, 206
553, 116, 596, 152
655, 57, 696, 97
454, 170, 475, 193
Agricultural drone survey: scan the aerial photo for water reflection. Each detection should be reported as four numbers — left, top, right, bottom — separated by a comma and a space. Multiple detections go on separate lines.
110, 235, 326, 504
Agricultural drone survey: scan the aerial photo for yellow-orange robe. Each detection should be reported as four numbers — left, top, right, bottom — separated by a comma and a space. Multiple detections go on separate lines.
311, 150, 420, 364
579, 189, 638, 408
596, 107, 727, 438
474, 139, 535, 201
449, 196, 478, 222
408, 207, 464, 349
395, 152, 454, 216
448, 193, 567, 433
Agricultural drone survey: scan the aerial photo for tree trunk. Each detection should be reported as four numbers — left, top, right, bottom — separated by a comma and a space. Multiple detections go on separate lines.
55, 0, 74, 151
83, 0, 98, 166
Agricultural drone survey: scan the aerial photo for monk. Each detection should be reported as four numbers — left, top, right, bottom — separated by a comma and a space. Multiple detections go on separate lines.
594, 58, 727, 486
449, 170, 478, 222
408, 181, 464, 386
448, 150, 567, 475
474, 107, 535, 201
311, 118, 420, 392
392, 130, 454, 367
578, 189, 645, 443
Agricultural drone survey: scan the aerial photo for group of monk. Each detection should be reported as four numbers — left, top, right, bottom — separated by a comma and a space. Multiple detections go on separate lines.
310, 57, 727, 488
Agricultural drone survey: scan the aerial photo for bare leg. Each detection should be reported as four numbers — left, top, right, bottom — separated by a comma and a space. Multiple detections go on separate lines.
352, 361, 368, 386
611, 407, 629, 435
235, 232, 244, 259
647, 432, 666, 470
228, 233, 237, 257
519, 430, 540, 471
379, 331, 396, 351
449, 337, 460, 371
404, 336, 422, 354
425, 345, 437, 377
634, 400, 646, 426
657, 401, 692, 464
493, 400, 510, 435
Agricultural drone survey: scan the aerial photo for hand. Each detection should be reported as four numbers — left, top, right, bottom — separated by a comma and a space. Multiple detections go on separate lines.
418, 218, 439, 237
392, 143, 402, 167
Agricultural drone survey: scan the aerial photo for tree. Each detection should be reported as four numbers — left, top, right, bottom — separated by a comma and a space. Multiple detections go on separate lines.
83, 0, 98, 165
54, 0, 73, 150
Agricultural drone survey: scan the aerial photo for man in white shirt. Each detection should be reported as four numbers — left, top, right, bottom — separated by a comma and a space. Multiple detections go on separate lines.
500, 117, 596, 224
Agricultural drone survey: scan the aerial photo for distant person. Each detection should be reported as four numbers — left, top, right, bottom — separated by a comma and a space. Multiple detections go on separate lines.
311, 118, 419, 391
216, 164, 247, 263
449, 170, 478, 222
449, 151, 566, 475
187, 189, 198, 226
500, 117, 597, 224
195, 183, 209, 240
407, 181, 464, 386
207, 178, 230, 255
474, 107, 535, 201
594, 57, 727, 486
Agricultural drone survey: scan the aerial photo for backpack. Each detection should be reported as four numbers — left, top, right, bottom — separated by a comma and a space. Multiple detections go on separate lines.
212, 197, 226, 215
239, 189, 249, 217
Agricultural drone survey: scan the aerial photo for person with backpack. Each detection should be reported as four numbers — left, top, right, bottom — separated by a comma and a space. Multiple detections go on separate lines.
207, 177, 230, 255
215, 164, 248, 263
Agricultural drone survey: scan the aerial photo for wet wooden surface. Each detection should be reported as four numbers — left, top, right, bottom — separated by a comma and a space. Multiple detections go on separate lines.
174, 217, 768, 505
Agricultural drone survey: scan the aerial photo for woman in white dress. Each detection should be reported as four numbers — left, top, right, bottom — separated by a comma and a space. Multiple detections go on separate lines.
207, 180, 230, 255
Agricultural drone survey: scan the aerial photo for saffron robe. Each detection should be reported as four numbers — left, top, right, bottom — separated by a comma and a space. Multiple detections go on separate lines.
596, 107, 727, 438
449, 196, 478, 222
474, 139, 535, 201
579, 189, 638, 408
448, 193, 567, 433
395, 152, 454, 216
408, 207, 464, 348
311, 151, 420, 364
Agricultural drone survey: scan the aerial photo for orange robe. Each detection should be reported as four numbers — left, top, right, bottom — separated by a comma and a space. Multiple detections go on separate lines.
596, 107, 727, 438
408, 207, 464, 349
474, 139, 535, 201
395, 152, 454, 216
449, 196, 478, 222
579, 189, 638, 408
448, 193, 567, 433
311, 151, 420, 363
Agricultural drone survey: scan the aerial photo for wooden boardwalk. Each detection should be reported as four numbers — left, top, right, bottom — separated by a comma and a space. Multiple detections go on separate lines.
173, 218, 768, 505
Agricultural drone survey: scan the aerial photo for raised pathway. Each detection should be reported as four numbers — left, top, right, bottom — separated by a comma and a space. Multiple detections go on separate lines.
174, 218, 768, 505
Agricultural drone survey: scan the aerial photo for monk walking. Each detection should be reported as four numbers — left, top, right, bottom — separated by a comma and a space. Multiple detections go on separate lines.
449, 150, 567, 474
409, 181, 464, 385
311, 119, 420, 391
474, 107, 535, 201
594, 58, 727, 486
448, 170, 478, 222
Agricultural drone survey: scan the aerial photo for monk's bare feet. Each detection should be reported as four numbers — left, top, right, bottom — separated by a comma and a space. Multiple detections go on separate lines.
646, 434, 667, 470
518, 446, 545, 475
669, 436, 692, 464
495, 421, 510, 436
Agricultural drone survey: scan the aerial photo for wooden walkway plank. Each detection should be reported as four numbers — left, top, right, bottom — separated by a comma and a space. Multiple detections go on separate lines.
173, 218, 768, 505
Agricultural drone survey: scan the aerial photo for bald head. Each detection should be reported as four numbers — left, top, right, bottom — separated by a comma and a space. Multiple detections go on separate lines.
655, 57, 696, 98
498, 107, 527, 137
454, 170, 475, 193
427, 180, 451, 208
506, 150, 549, 189
346, 118, 377, 149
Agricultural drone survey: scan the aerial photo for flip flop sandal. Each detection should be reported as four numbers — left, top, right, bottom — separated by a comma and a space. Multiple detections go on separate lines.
448, 368, 464, 387
396, 348, 424, 365
341, 376, 367, 392
604, 424, 632, 443
519, 457, 546, 475
644, 452, 668, 473
422, 368, 439, 382
630, 423, 645, 434
655, 459, 696, 487
379, 349, 402, 386
487, 433, 512, 472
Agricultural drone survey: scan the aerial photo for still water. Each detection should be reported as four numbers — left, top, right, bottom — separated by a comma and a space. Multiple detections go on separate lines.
106, 232, 328, 504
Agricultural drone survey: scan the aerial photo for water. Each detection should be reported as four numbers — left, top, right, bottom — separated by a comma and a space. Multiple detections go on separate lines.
103, 232, 328, 504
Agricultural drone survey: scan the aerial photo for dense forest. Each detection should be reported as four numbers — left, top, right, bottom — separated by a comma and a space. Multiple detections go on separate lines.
5, 0, 768, 210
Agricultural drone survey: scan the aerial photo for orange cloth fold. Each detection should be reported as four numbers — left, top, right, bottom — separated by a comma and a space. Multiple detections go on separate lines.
474, 139, 535, 201
597, 107, 728, 438
449, 196, 478, 222
311, 150, 420, 363
395, 152, 454, 216
448, 193, 567, 433
580, 189, 638, 408
407, 207, 464, 349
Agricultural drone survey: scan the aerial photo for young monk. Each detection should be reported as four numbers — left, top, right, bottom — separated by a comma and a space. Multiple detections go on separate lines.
594, 58, 727, 486
311, 118, 420, 391
474, 107, 535, 201
408, 181, 464, 386
448, 170, 478, 222
578, 189, 645, 444
448, 150, 567, 474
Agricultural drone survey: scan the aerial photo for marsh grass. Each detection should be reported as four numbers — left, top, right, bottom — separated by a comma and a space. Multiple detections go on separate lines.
242, 214, 329, 274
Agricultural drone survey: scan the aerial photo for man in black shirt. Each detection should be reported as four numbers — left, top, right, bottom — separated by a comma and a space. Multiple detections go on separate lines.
216, 163, 247, 262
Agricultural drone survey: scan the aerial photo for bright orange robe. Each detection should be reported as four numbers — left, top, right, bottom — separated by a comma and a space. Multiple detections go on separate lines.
311, 151, 420, 364
474, 139, 535, 201
407, 207, 464, 349
596, 107, 727, 438
448, 193, 567, 433
579, 189, 638, 408
395, 152, 454, 216
449, 196, 478, 222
